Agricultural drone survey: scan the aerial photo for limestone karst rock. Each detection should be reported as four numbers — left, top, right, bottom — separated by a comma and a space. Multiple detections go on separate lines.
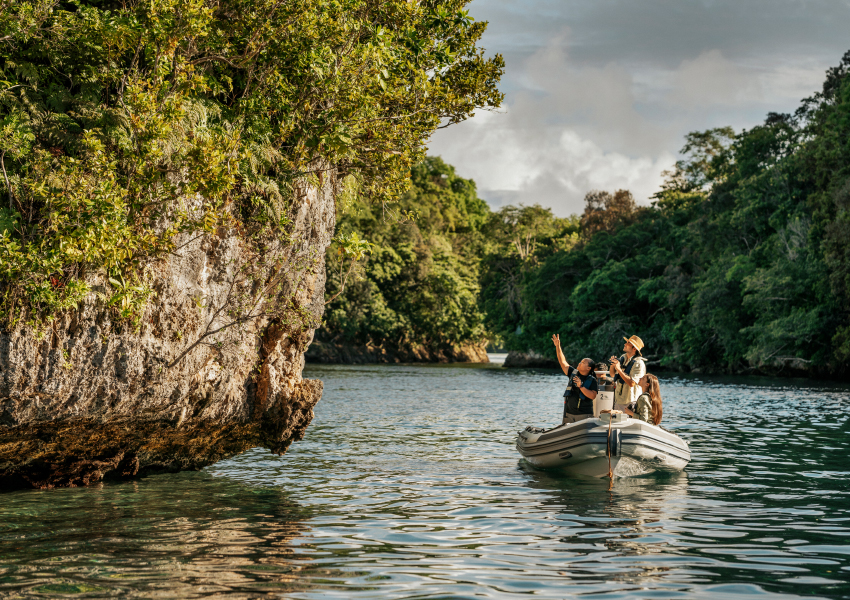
0, 179, 335, 490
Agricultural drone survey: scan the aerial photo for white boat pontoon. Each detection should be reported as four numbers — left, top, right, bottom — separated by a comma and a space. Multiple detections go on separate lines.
515, 380, 690, 477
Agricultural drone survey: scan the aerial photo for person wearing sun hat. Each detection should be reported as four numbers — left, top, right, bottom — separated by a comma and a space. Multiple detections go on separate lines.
609, 335, 647, 412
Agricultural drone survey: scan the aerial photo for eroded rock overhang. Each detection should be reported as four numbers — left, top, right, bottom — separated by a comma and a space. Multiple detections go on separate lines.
0, 176, 336, 490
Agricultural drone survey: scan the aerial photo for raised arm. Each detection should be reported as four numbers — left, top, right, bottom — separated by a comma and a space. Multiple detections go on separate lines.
577, 378, 598, 400
551, 334, 571, 377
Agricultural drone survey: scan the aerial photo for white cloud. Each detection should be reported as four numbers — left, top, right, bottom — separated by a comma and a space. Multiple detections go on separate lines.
758, 62, 829, 107
428, 2, 847, 218
668, 50, 762, 108
429, 34, 676, 216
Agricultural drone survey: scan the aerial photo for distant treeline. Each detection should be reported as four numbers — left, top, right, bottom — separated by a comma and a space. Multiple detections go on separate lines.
322, 51, 850, 376
322, 157, 492, 355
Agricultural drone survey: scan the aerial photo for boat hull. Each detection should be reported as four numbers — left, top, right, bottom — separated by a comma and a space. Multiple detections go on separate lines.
516, 415, 690, 478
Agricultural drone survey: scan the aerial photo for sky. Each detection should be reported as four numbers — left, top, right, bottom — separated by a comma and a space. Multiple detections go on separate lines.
427, 0, 850, 216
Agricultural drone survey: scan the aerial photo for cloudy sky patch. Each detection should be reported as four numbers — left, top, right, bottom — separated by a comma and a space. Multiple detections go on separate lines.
428, 0, 850, 216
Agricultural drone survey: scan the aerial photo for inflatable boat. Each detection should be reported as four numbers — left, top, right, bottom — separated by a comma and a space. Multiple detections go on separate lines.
515, 379, 690, 477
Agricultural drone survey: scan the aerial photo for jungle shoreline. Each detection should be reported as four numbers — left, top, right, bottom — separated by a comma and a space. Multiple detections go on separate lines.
500, 350, 835, 380
305, 340, 489, 364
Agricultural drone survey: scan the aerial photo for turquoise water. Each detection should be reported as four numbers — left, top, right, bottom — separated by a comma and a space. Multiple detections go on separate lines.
1, 363, 849, 598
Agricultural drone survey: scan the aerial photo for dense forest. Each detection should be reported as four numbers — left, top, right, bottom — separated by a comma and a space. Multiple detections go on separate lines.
323, 157, 489, 354
318, 155, 575, 359
323, 51, 850, 376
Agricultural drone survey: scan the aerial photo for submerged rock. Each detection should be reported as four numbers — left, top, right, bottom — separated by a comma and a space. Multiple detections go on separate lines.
0, 179, 336, 491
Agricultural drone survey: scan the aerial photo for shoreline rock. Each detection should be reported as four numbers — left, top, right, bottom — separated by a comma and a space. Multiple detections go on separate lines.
306, 341, 489, 364
0, 177, 336, 491
502, 351, 558, 369
502, 351, 825, 379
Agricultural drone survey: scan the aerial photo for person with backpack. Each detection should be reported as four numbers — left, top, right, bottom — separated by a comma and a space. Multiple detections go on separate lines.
609, 335, 646, 412
625, 373, 663, 426
551, 334, 598, 424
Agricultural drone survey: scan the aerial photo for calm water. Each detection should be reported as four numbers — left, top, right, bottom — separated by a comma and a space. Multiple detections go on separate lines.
2, 362, 849, 599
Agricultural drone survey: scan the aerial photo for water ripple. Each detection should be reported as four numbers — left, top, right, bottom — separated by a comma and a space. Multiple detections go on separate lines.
1, 364, 849, 598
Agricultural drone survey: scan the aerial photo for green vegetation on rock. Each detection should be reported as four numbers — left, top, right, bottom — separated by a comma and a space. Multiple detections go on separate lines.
0, 0, 503, 328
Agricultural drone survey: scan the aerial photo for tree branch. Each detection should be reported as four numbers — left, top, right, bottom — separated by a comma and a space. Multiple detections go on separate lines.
1, 150, 12, 209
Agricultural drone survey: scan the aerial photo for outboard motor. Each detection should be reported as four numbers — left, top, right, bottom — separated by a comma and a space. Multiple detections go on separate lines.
593, 373, 615, 417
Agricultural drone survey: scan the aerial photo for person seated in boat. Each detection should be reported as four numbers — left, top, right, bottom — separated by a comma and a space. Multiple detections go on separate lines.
609, 335, 646, 412
551, 334, 598, 424
624, 373, 663, 426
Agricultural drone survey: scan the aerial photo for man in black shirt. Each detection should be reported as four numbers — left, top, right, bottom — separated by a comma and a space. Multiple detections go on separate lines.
552, 334, 598, 424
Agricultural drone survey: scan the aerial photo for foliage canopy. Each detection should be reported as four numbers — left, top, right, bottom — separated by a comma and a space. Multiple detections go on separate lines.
323, 156, 491, 350
0, 0, 503, 326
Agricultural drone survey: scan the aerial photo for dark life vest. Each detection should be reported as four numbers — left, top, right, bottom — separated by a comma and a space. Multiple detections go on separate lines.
563, 367, 597, 415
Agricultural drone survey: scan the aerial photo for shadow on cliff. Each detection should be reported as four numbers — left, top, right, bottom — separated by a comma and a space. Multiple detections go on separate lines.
0, 372, 321, 492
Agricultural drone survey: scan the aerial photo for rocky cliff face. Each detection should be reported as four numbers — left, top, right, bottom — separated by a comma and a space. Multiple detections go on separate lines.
0, 179, 336, 490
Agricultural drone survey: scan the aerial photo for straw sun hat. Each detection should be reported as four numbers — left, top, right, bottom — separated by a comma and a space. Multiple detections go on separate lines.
623, 335, 644, 356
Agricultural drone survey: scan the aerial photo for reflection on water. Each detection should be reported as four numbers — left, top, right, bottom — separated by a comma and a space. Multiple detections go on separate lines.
0, 474, 319, 597
1, 363, 849, 598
